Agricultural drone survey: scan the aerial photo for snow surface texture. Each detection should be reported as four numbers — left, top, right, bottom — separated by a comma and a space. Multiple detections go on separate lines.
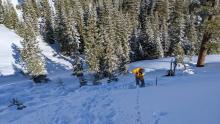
1, 26, 220, 124
0, 25, 22, 76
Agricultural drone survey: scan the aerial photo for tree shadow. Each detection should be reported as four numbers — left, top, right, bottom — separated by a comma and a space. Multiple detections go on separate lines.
43, 41, 74, 67
43, 54, 72, 75
12, 42, 71, 75
11, 43, 23, 74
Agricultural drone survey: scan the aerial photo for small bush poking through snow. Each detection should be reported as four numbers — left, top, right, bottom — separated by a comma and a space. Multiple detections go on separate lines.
8, 98, 26, 110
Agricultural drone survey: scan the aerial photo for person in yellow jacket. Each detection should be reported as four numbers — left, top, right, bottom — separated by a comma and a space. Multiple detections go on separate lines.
131, 67, 145, 87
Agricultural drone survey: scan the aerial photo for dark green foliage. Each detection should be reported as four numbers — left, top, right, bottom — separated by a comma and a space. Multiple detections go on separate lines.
20, 21, 47, 82
3, 2, 19, 30
30, 0, 40, 17
22, 0, 39, 32
0, 0, 4, 24
40, 0, 55, 44
55, 0, 79, 56
168, 0, 185, 56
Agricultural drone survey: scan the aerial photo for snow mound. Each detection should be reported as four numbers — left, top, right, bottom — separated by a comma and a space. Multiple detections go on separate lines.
0, 25, 22, 76
183, 69, 195, 75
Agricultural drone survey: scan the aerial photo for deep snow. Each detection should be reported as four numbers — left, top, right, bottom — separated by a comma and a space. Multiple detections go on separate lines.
0, 25, 220, 124
0, 25, 22, 76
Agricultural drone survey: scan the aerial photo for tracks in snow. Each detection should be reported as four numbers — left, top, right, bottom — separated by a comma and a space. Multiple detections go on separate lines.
77, 87, 116, 124
135, 87, 144, 124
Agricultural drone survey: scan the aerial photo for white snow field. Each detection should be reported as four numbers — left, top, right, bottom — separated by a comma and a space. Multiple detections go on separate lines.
1, 26, 220, 124
0, 25, 22, 76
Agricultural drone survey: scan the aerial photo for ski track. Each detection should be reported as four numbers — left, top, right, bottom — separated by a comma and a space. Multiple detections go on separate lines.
135, 87, 144, 124
51, 101, 73, 124
76, 86, 116, 124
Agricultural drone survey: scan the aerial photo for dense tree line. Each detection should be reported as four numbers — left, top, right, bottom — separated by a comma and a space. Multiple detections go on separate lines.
0, 0, 219, 83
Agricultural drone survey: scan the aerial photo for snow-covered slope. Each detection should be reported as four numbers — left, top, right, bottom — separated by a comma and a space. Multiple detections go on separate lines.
0, 54, 220, 124
0, 25, 220, 124
0, 24, 73, 76
0, 25, 75, 92
0, 25, 22, 76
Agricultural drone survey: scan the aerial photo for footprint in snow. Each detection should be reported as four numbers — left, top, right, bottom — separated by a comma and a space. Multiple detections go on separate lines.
152, 111, 167, 124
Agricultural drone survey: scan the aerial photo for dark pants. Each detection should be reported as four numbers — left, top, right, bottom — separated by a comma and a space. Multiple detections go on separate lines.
136, 77, 145, 87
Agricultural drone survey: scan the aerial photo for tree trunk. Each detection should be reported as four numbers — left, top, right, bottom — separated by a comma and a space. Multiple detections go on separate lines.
196, 14, 215, 67
196, 32, 211, 67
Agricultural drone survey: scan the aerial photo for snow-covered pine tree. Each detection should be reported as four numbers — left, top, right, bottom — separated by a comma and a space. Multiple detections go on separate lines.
161, 16, 170, 56
168, 0, 185, 58
84, 6, 101, 82
55, 0, 85, 85
139, 0, 165, 59
94, 3, 109, 79
102, 0, 119, 80
0, 0, 4, 24
40, 0, 55, 44
22, 0, 39, 33
144, 15, 155, 58
59, 0, 87, 85
111, 5, 131, 73
54, 0, 65, 48
65, 0, 81, 56
85, 5, 107, 83
145, 15, 155, 43
186, 14, 198, 59
128, 0, 148, 61
30, 0, 40, 17
122, 0, 141, 35
69, 0, 85, 53
184, 0, 200, 58
119, 12, 132, 73
54, 0, 79, 56
152, 11, 164, 58
157, 0, 170, 56
55, 0, 68, 54
72, 55, 86, 86
3, 1, 19, 30
15, 21, 26, 38
20, 21, 47, 83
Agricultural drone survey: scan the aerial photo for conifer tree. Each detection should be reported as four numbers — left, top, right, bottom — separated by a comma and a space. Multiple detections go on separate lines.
84, 6, 102, 82
158, 0, 170, 55
122, 0, 141, 32
118, 13, 131, 73
102, 0, 119, 79
111, 4, 130, 73
153, 11, 164, 58
30, 0, 40, 17
55, 0, 79, 56
0, 0, 4, 24
72, 55, 86, 86
3, 1, 19, 29
22, 0, 39, 33
186, 14, 198, 58
168, 0, 185, 58
69, 0, 85, 53
54, 0, 66, 46
40, 0, 55, 44
65, 0, 81, 55
20, 21, 47, 82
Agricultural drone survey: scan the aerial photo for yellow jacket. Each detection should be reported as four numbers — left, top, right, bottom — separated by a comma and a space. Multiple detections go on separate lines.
131, 68, 144, 79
